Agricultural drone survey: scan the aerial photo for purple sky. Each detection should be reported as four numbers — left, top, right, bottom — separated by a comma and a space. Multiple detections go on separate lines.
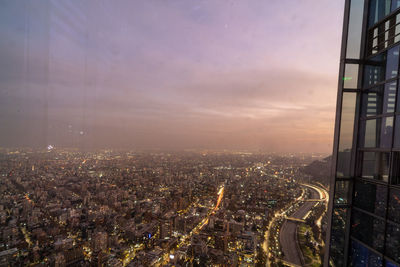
0, 0, 344, 152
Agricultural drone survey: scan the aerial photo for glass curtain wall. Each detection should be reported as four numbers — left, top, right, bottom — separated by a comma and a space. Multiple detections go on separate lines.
327, 0, 364, 266
327, 0, 400, 266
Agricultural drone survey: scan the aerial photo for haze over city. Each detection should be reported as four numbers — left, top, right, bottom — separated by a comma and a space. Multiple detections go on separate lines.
7, 1, 396, 267
1, 0, 344, 152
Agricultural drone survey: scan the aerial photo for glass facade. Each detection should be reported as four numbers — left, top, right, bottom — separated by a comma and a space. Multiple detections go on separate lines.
347, 0, 365, 58
353, 180, 387, 216
350, 240, 383, 266
330, 208, 349, 267
326, 0, 400, 266
368, 0, 391, 27
337, 93, 357, 177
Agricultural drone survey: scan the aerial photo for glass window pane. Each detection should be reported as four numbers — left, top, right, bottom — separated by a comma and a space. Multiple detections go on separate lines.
361, 81, 396, 116
391, 152, 400, 184
386, 46, 400, 79
384, 15, 398, 49
397, 83, 400, 113
362, 152, 377, 178
334, 180, 351, 205
361, 118, 380, 147
386, 261, 400, 267
351, 209, 385, 252
385, 222, 400, 263
380, 116, 394, 148
347, 0, 365, 58
369, 0, 391, 26
361, 152, 390, 182
379, 152, 390, 181
361, 86, 384, 117
383, 81, 397, 113
350, 240, 383, 266
392, 0, 400, 11
395, 14, 400, 44
395, 116, 400, 148
364, 53, 386, 86
344, 64, 359, 88
388, 188, 400, 223
353, 180, 387, 217
330, 208, 348, 267
337, 93, 357, 177
359, 117, 393, 148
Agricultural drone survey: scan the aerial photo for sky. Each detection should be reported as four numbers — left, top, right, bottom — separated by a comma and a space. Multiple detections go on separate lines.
0, 0, 345, 153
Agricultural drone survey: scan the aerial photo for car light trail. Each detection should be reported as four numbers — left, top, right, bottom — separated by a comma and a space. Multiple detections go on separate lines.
213, 186, 224, 212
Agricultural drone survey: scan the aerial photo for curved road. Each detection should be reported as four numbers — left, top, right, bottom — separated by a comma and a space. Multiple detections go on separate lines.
279, 186, 320, 266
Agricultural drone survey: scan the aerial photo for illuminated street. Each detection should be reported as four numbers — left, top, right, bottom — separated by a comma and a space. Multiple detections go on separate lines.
264, 183, 328, 266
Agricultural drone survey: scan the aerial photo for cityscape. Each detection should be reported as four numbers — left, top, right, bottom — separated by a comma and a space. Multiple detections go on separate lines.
4, 0, 400, 266
0, 148, 329, 266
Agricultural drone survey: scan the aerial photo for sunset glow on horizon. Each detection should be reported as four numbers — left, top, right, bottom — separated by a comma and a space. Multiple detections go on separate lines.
0, 0, 345, 153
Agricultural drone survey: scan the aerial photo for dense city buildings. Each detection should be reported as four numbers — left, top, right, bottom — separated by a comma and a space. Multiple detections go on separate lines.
0, 1, 343, 267
0, 148, 328, 266
326, 0, 400, 266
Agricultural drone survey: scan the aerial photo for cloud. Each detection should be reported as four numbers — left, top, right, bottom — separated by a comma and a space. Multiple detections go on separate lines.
0, 0, 344, 152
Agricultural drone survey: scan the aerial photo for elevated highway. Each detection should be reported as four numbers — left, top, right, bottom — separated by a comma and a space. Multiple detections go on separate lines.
279, 184, 325, 266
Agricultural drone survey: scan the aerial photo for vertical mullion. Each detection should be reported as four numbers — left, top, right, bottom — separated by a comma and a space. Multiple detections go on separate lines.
325, 0, 351, 258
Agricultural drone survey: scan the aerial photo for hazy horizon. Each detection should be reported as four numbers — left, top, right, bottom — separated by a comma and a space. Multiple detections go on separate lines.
0, 146, 332, 156
0, 0, 345, 153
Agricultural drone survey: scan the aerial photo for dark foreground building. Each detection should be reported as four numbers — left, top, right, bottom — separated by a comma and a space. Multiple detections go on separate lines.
325, 0, 400, 266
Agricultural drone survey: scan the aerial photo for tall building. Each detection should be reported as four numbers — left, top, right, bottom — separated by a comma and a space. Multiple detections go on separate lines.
326, 0, 400, 266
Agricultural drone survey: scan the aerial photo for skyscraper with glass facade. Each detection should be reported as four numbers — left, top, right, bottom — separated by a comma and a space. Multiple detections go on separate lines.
325, 0, 400, 266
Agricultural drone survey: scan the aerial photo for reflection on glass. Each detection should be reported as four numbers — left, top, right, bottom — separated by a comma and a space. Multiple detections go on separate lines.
397, 84, 400, 112
369, 0, 391, 26
330, 208, 347, 267
383, 81, 397, 113
388, 188, 400, 223
362, 119, 379, 147
359, 117, 393, 148
351, 209, 385, 252
395, 14, 400, 44
392, 0, 400, 11
370, 11, 400, 54
380, 116, 393, 148
347, 0, 365, 58
334, 180, 351, 205
353, 180, 387, 217
361, 86, 383, 117
385, 222, 400, 263
395, 116, 400, 148
344, 64, 359, 88
378, 152, 390, 182
372, 27, 379, 54
350, 240, 383, 266
386, 261, 400, 267
337, 93, 356, 177
361, 152, 390, 182
386, 46, 400, 79
361, 152, 376, 178
392, 152, 400, 184
364, 53, 386, 86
